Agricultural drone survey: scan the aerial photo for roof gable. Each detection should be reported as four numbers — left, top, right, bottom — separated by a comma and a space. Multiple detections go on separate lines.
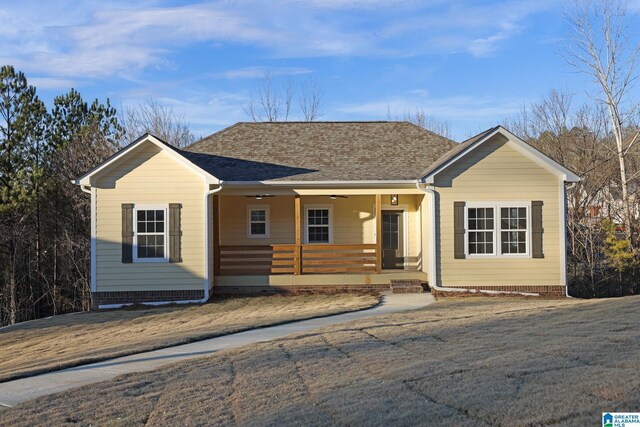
74, 134, 221, 187
420, 126, 581, 184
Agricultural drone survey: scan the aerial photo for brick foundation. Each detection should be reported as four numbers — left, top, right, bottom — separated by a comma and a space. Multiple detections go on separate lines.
213, 284, 390, 295
390, 280, 425, 294
432, 285, 566, 298
92, 289, 205, 307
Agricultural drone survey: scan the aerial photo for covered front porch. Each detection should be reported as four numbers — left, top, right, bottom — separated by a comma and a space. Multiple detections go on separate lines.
209, 188, 429, 292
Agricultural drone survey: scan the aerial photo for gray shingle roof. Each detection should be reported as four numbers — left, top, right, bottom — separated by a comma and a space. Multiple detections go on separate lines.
184, 121, 457, 181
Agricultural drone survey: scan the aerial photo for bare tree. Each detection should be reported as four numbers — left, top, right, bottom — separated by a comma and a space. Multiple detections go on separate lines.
387, 107, 452, 139
299, 78, 324, 121
244, 72, 324, 122
244, 71, 294, 122
123, 99, 196, 148
565, 0, 640, 241
504, 91, 632, 296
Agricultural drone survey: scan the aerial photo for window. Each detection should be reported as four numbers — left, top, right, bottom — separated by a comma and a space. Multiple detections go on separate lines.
466, 203, 529, 257
501, 207, 527, 254
248, 206, 269, 238
134, 206, 167, 261
467, 207, 494, 255
306, 206, 331, 243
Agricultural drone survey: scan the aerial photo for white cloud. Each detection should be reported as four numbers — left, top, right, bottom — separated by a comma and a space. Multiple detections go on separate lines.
337, 95, 522, 119
468, 22, 521, 57
335, 91, 524, 139
0, 0, 555, 79
216, 66, 313, 80
121, 91, 249, 132
27, 77, 77, 90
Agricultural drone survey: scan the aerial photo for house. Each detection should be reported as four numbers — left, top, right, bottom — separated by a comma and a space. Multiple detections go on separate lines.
74, 122, 581, 307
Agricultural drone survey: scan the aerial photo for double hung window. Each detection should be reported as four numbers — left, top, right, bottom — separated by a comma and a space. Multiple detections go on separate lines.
466, 204, 529, 257
134, 207, 167, 261
248, 207, 269, 238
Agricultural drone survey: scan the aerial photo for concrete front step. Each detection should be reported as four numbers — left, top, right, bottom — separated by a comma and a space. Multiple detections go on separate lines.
389, 279, 424, 294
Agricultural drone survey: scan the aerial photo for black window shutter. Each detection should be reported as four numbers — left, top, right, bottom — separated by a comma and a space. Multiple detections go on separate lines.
169, 203, 183, 263
121, 203, 134, 263
532, 201, 544, 258
454, 201, 466, 259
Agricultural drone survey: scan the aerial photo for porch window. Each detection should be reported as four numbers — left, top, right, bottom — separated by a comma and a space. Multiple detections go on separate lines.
306, 206, 331, 243
248, 206, 269, 238
466, 203, 530, 257
134, 206, 168, 261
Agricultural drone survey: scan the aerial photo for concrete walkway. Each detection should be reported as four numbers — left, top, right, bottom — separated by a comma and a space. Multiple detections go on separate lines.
0, 293, 433, 408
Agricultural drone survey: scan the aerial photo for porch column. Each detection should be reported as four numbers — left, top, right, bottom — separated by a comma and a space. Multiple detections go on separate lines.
375, 194, 382, 273
294, 195, 302, 275
212, 194, 221, 277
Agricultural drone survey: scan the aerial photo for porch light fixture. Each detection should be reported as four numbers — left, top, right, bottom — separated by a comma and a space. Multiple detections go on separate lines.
391, 194, 399, 205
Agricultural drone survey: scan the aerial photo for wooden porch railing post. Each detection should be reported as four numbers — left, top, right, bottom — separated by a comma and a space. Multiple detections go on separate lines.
294, 195, 302, 275
375, 194, 382, 273
212, 194, 221, 277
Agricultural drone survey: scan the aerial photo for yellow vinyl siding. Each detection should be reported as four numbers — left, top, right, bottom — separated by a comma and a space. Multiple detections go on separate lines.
218, 194, 423, 270
94, 143, 206, 292
219, 196, 295, 245
436, 136, 561, 287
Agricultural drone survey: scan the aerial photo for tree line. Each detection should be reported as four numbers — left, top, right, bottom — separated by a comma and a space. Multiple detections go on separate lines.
0, 66, 200, 326
0, 65, 121, 325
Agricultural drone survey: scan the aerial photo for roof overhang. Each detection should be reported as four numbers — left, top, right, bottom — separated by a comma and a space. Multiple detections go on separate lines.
421, 126, 581, 184
219, 180, 424, 195
74, 133, 221, 187
223, 180, 418, 188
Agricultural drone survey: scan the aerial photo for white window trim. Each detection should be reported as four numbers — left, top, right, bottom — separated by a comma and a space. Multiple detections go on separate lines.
464, 201, 532, 259
247, 205, 270, 238
304, 204, 333, 244
133, 204, 169, 263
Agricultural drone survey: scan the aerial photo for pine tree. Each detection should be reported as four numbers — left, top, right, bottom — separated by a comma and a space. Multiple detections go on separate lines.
0, 65, 47, 324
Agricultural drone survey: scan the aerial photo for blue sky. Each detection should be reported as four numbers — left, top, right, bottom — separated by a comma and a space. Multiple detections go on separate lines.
1, 0, 635, 141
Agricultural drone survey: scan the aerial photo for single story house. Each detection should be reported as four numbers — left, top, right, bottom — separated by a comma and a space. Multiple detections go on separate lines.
74, 122, 580, 307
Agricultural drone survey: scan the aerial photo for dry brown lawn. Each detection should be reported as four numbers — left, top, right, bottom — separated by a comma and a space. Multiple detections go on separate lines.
1, 296, 639, 426
0, 293, 379, 383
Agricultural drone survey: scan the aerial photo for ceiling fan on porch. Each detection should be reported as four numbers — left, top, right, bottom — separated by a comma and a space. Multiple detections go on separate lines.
329, 195, 349, 199
244, 194, 276, 200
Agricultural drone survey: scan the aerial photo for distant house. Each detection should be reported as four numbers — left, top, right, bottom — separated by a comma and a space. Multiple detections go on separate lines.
74, 122, 580, 307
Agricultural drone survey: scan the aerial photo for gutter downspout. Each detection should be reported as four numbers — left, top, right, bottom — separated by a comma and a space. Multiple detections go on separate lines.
564, 182, 578, 298
203, 182, 224, 303
415, 181, 542, 298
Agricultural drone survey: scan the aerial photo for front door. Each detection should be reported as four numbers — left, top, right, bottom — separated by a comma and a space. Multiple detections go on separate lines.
382, 210, 404, 269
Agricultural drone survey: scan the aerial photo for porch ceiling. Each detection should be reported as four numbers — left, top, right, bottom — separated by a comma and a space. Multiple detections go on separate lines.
216, 186, 425, 196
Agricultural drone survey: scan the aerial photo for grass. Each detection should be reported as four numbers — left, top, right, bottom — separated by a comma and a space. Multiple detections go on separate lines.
2, 296, 638, 426
0, 293, 380, 383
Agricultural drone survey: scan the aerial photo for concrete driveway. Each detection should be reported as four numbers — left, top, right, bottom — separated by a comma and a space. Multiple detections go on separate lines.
0, 292, 433, 408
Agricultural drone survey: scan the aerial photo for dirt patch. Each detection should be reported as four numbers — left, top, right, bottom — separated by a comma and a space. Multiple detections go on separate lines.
0, 293, 380, 382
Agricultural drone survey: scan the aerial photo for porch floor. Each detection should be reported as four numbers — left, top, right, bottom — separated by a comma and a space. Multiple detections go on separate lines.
213, 270, 428, 289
